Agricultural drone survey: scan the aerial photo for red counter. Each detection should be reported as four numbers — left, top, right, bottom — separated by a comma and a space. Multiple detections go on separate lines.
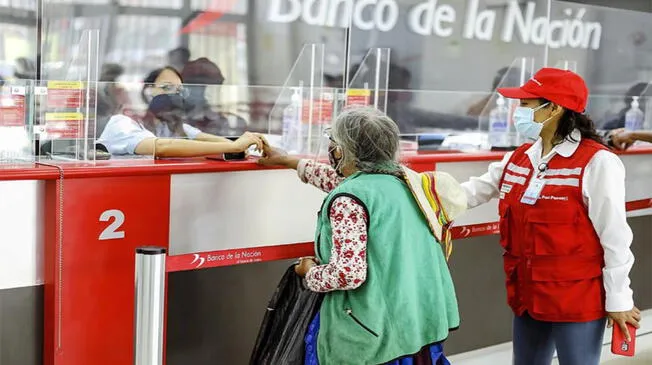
1, 148, 651, 365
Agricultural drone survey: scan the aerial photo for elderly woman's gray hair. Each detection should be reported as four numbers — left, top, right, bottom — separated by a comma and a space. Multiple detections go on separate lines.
331, 107, 401, 175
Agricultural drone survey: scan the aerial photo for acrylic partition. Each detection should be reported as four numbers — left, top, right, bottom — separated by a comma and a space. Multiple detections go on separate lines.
346, 48, 391, 112
267, 43, 333, 156
0, 1, 38, 166
311, 47, 393, 161
554, 59, 578, 73
546, 0, 652, 139
477, 57, 536, 150
0, 79, 37, 165
82, 84, 652, 158
588, 93, 652, 137
37, 29, 100, 162
89, 81, 334, 160
546, 1, 650, 90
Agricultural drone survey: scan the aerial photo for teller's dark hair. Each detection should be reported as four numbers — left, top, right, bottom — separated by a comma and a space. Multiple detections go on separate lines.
540, 98, 605, 146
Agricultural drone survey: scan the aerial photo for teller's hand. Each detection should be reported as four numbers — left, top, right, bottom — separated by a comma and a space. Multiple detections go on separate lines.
608, 306, 641, 342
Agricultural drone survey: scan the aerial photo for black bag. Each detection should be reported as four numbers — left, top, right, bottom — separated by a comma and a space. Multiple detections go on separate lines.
249, 265, 324, 365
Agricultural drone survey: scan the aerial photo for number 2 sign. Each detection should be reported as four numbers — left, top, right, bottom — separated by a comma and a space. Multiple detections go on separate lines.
44, 175, 171, 365
99, 209, 125, 240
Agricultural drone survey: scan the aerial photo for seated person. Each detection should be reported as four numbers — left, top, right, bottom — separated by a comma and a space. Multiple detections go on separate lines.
181, 57, 247, 136
168, 46, 190, 73
98, 64, 130, 111
141, 66, 184, 105
97, 66, 263, 157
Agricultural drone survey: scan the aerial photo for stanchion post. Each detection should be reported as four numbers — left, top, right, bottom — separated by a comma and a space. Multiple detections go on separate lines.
134, 247, 166, 365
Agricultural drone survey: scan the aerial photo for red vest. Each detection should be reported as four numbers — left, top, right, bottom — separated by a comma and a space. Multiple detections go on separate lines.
499, 139, 607, 322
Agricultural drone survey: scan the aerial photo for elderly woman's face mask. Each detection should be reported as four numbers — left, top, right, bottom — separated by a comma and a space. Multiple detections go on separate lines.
325, 129, 344, 176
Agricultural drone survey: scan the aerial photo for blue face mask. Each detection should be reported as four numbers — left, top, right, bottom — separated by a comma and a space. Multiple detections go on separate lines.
513, 102, 551, 140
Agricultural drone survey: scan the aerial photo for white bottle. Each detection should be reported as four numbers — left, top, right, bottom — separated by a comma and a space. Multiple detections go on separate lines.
489, 96, 509, 149
281, 88, 302, 153
625, 96, 644, 131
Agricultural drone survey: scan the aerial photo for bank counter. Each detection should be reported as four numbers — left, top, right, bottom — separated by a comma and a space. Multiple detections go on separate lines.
1, 148, 652, 365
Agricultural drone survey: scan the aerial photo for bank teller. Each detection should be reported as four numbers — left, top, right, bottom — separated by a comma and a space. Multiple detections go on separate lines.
97, 66, 263, 157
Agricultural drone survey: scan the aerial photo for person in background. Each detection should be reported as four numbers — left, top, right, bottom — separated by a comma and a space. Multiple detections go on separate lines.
609, 128, 652, 150
324, 74, 343, 88
14, 57, 36, 80
168, 46, 191, 73
97, 63, 130, 125
379, 62, 477, 133
141, 67, 181, 105
466, 66, 522, 118
600, 82, 650, 130
97, 66, 263, 157
181, 57, 247, 136
259, 107, 466, 364
459, 68, 639, 365
598, 82, 651, 150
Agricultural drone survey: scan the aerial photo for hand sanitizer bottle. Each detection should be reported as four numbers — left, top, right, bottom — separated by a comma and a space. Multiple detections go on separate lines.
489, 96, 509, 150
625, 96, 644, 131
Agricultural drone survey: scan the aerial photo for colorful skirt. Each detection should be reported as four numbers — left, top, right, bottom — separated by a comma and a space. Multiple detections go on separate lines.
304, 312, 451, 365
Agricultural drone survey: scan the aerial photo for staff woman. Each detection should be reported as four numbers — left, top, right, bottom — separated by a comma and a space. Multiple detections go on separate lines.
259, 107, 466, 364
97, 66, 263, 157
461, 68, 640, 365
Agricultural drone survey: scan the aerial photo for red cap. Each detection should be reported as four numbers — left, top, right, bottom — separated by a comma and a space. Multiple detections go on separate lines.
497, 68, 588, 113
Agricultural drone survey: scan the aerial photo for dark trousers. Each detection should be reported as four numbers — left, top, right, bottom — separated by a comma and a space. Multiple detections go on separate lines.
513, 313, 606, 365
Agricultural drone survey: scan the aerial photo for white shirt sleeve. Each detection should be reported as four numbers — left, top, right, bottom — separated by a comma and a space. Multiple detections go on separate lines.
182, 123, 203, 140
460, 152, 512, 209
96, 115, 155, 155
584, 150, 635, 312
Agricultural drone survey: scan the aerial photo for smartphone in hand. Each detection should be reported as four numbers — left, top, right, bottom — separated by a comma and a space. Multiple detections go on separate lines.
611, 323, 636, 357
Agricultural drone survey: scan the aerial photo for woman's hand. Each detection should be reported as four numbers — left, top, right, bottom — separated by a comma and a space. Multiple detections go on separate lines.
295, 257, 318, 277
608, 306, 641, 341
258, 144, 295, 167
234, 132, 265, 152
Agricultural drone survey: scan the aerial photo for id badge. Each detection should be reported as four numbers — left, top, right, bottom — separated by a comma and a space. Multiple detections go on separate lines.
520, 178, 546, 205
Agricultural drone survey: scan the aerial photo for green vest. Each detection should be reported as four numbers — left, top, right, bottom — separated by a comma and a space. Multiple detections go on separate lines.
315, 172, 460, 365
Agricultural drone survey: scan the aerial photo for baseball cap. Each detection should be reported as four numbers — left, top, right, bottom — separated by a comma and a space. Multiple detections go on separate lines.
497, 68, 588, 113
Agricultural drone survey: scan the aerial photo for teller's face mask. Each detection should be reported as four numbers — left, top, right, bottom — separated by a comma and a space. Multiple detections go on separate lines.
513, 102, 550, 140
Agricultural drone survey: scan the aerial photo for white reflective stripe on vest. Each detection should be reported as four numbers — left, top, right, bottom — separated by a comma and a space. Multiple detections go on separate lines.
507, 163, 531, 176
545, 167, 583, 177
544, 177, 580, 187
504, 173, 526, 185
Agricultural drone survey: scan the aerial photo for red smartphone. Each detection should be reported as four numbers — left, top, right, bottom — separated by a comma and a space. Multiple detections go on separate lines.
611, 323, 636, 357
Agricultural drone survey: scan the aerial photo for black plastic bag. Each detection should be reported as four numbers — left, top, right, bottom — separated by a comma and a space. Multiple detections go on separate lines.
249, 265, 324, 365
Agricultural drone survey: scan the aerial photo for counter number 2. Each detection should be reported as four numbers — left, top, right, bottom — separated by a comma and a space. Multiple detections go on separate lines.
99, 209, 125, 240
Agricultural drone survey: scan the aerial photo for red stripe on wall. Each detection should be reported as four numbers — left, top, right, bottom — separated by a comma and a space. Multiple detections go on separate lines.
167, 242, 314, 272
166, 198, 652, 272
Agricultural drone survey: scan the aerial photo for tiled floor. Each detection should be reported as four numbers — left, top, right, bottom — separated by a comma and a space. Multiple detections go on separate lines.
602, 350, 652, 364
450, 319, 652, 365
550, 334, 652, 364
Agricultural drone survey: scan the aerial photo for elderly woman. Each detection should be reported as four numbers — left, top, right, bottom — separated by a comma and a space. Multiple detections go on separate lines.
259, 107, 466, 365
